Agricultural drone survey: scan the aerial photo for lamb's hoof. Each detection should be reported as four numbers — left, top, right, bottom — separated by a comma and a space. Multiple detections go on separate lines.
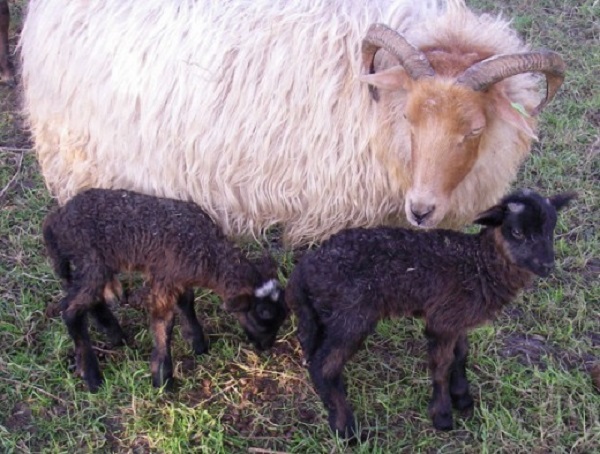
79, 352, 103, 393
453, 393, 474, 416
83, 372, 104, 393
332, 426, 358, 444
152, 375, 175, 392
106, 329, 127, 348
330, 418, 358, 442
432, 412, 454, 431
191, 339, 209, 356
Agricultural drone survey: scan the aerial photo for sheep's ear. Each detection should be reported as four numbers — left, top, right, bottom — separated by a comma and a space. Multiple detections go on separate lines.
491, 91, 538, 140
548, 192, 577, 211
224, 295, 251, 313
473, 205, 505, 226
359, 66, 411, 92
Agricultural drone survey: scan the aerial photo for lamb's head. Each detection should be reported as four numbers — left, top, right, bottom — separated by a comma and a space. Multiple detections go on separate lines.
226, 279, 287, 350
225, 255, 287, 351
359, 24, 565, 228
474, 189, 576, 277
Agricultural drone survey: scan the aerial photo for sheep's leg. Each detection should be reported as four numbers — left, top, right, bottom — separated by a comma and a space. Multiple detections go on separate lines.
149, 287, 176, 389
308, 336, 363, 439
449, 334, 474, 415
62, 287, 103, 392
0, 0, 13, 84
425, 329, 458, 431
88, 278, 126, 346
176, 288, 208, 355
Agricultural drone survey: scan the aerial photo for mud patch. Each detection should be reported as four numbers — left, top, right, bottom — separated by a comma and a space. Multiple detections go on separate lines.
499, 333, 598, 373
586, 108, 600, 128
129, 436, 152, 454
103, 415, 126, 452
582, 258, 600, 280
4, 401, 34, 433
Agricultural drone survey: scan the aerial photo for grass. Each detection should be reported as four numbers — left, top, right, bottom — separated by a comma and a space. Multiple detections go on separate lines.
1, 0, 598, 452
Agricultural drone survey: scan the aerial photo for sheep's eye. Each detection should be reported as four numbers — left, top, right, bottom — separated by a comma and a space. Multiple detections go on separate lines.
466, 126, 484, 138
511, 228, 524, 240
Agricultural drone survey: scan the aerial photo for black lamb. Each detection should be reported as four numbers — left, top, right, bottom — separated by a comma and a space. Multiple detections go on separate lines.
285, 189, 575, 437
43, 188, 287, 392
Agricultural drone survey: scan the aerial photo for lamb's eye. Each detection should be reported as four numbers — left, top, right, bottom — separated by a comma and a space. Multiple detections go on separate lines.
511, 228, 524, 240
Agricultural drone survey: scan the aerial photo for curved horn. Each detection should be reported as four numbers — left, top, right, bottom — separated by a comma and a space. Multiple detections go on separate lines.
362, 23, 435, 101
456, 50, 566, 116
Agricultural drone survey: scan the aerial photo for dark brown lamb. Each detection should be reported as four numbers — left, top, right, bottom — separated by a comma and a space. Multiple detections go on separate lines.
286, 189, 575, 438
43, 188, 287, 392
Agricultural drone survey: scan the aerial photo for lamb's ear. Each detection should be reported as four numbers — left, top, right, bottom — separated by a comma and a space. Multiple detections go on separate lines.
473, 204, 506, 226
224, 295, 251, 313
253, 253, 278, 280
548, 191, 577, 211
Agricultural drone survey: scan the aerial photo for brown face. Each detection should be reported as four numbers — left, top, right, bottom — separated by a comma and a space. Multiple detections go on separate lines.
403, 80, 486, 228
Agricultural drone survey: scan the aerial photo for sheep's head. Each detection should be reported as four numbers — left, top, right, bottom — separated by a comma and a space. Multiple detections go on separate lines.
360, 24, 565, 228
474, 189, 576, 277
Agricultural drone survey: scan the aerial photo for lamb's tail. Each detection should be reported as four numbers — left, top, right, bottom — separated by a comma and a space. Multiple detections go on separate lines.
285, 267, 322, 361
42, 214, 71, 284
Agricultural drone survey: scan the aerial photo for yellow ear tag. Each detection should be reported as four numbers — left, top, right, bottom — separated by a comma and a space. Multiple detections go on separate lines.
511, 102, 531, 118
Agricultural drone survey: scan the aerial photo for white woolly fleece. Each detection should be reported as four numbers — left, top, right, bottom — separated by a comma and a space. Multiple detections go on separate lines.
21, 0, 540, 246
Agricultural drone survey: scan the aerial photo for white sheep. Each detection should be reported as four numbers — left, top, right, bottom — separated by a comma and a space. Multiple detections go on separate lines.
20, 0, 564, 246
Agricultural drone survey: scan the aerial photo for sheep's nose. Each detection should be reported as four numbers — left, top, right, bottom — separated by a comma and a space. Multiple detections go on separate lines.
410, 203, 435, 225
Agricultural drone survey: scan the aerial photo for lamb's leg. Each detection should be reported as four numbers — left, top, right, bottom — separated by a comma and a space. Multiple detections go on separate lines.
425, 328, 458, 431
89, 302, 126, 347
62, 286, 103, 392
449, 333, 474, 415
88, 278, 126, 346
308, 335, 363, 439
149, 286, 176, 389
176, 288, 208, 355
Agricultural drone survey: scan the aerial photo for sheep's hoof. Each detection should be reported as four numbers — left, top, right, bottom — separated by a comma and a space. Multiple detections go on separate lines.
432, 411, 454, 431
